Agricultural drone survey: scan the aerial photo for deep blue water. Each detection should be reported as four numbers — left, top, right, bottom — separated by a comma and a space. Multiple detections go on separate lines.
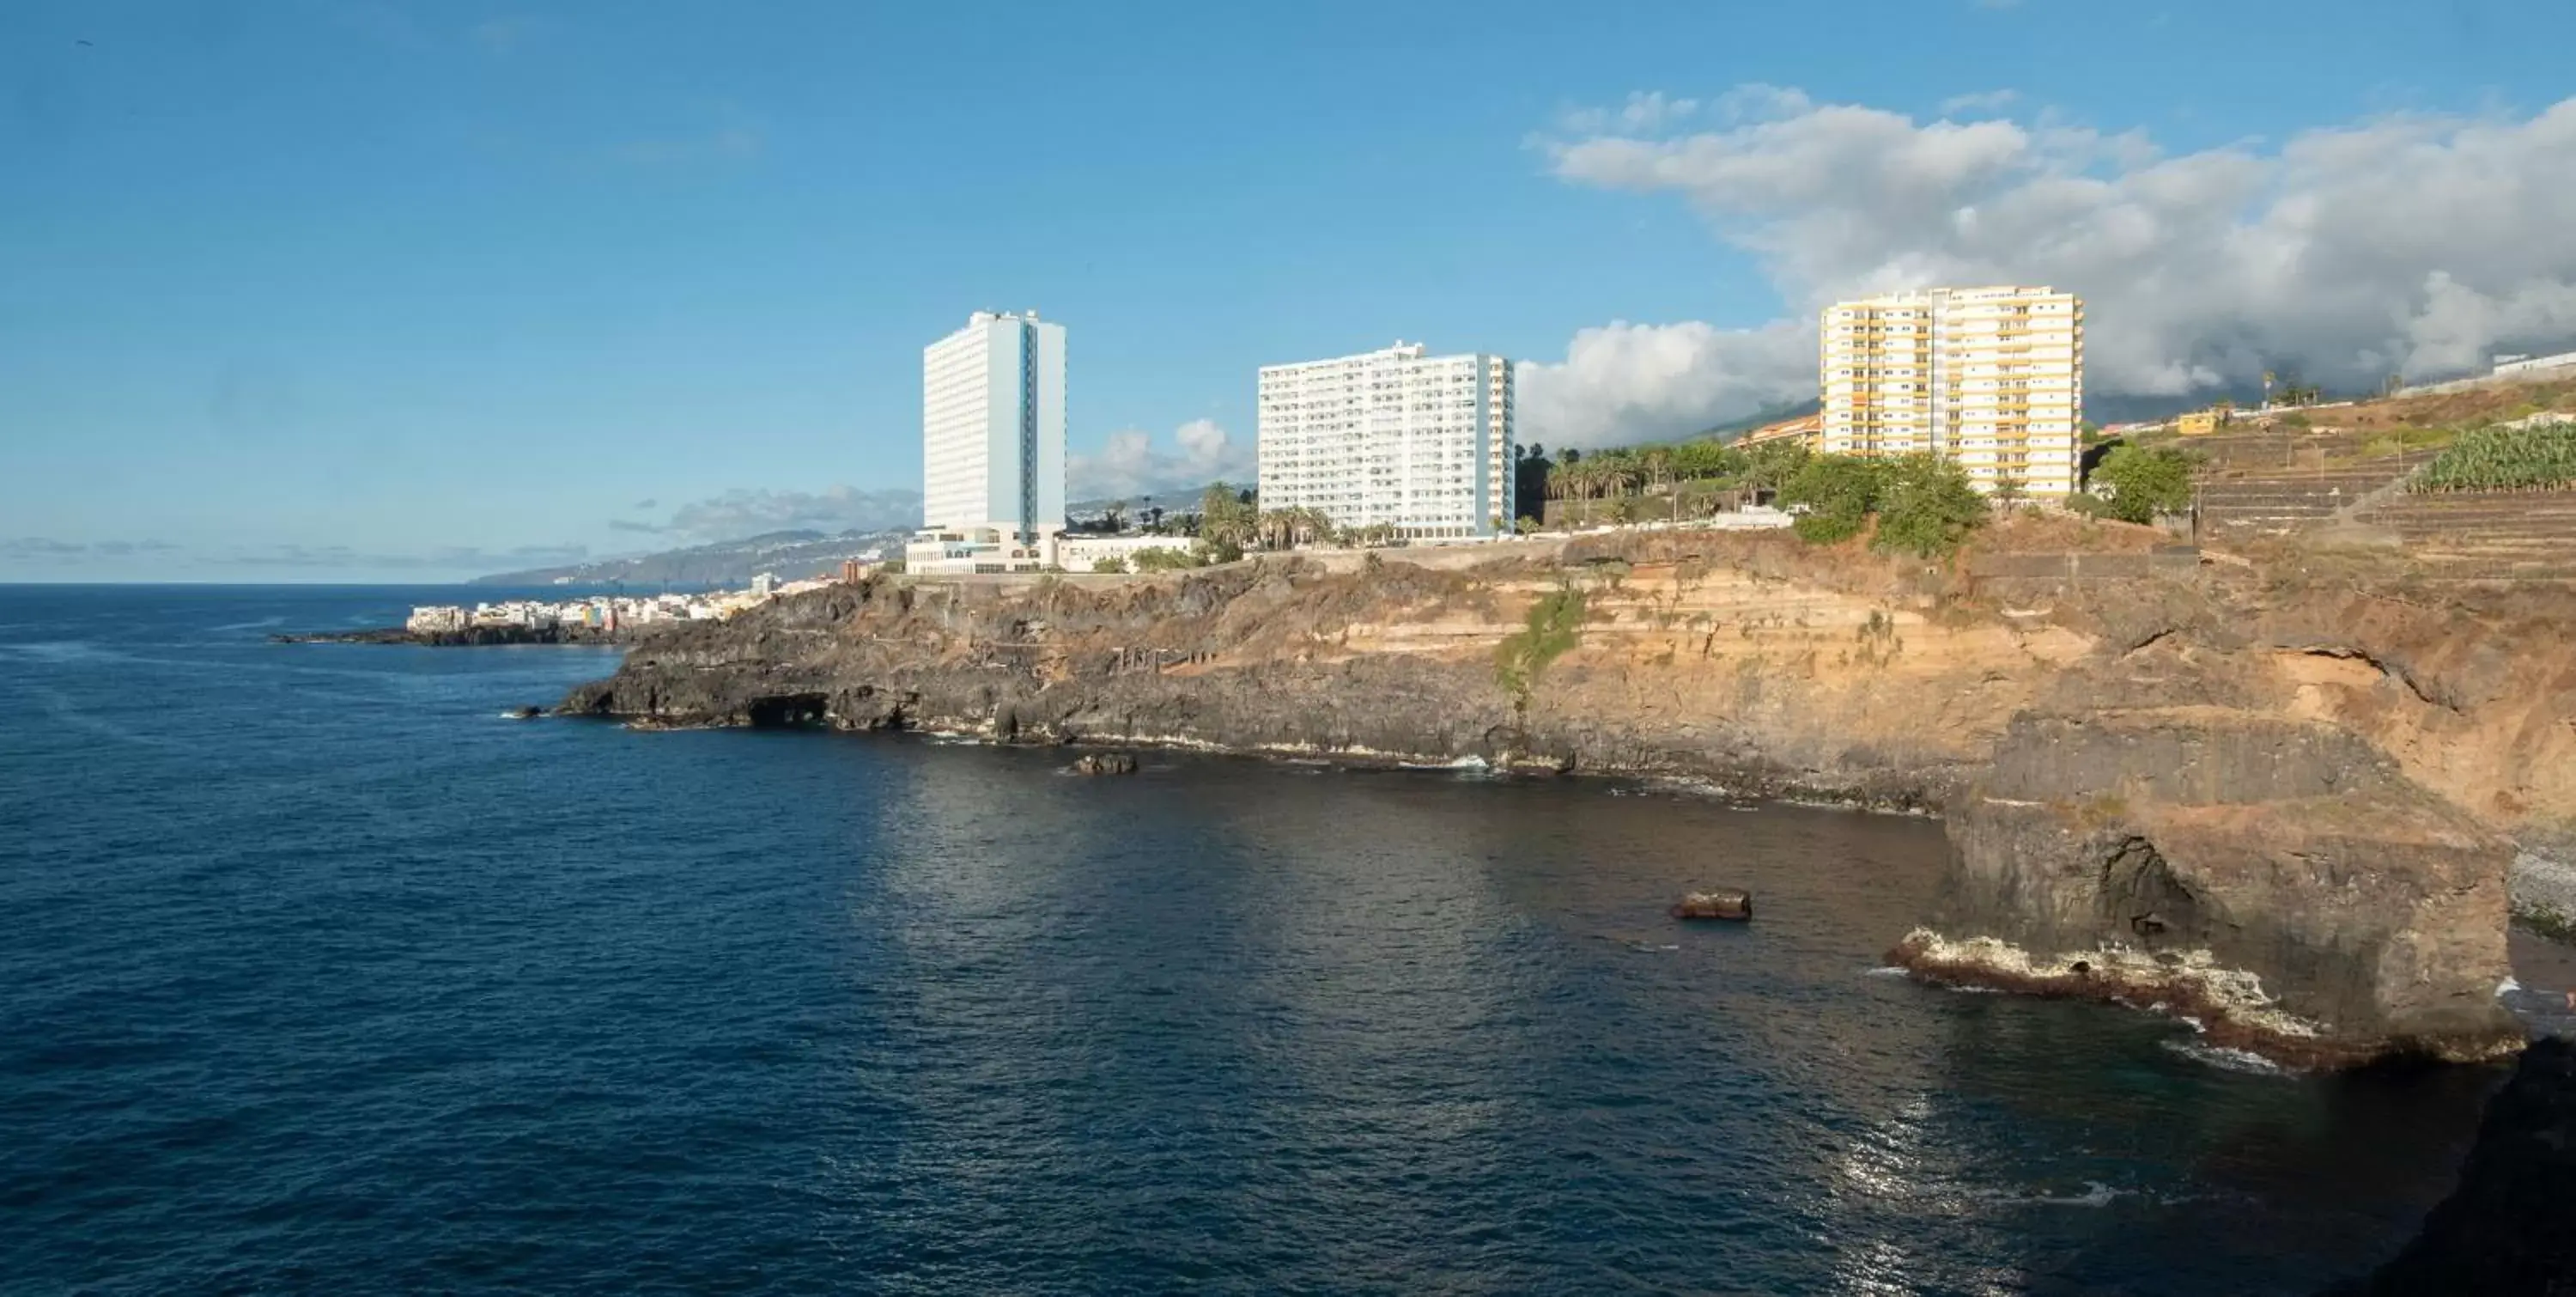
0, 585, 2518, 1294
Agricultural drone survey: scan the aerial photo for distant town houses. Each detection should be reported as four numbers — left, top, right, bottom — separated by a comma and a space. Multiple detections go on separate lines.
403, 572, 835, 637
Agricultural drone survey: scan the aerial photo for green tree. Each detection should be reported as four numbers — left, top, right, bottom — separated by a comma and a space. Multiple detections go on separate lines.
1091, 556, 1129, 574
1741, 441, 1812, 495
2089, 445, 2196, 523
1780, 454, 1883, 545
1130, 546, 1200, 571
1593, 452, 1640, 498
1871, 454, 1990, 558
1670, 439, 1743, 482
1199, 482, 1256, 549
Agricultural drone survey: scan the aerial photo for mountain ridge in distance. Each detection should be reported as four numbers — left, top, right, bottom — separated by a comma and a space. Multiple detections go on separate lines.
471, 528, 908, 588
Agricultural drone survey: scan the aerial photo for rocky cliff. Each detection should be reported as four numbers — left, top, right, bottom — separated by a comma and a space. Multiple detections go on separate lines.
556, 519, 2574, 1065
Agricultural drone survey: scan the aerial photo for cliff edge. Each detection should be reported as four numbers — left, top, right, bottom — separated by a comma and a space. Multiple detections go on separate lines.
556, 521, 2572, 1065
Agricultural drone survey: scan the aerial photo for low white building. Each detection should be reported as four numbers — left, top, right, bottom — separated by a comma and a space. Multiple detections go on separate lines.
2494, 350, 2576, 379
1054, 533, 1194, 571
406, 606, 469, 634
904, 527, 1054, 575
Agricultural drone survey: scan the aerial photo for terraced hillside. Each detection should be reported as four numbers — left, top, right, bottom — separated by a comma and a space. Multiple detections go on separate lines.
2353, 490, 2576, 582
2172, 382, 2576, 579
2185, 429, 2440, 539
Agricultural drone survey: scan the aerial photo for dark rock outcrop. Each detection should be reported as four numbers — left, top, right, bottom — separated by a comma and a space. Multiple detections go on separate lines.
1906, 706, 2523, 1066
1070, 752, 1139, 776
2325, 1038, 2576, 1295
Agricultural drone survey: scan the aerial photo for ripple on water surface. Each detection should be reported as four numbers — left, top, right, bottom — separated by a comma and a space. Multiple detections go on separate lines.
0, 585, 2518, 1295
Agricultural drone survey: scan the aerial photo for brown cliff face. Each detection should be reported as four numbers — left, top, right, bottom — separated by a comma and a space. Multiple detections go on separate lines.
1910, 708, 2522, 1063
555, 522, 2573, 1065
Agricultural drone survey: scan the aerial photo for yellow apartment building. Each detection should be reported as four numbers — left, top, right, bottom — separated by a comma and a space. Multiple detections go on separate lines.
1819, 286, 2084, 496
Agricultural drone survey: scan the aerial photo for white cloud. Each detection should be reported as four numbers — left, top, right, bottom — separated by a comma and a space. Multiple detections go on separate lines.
1562, 91, 1704, 135
1070, 418, 1254, 502
1516, 320, 1815, 450
1940, 89, 2020, 115
1520, 88, 2576, 444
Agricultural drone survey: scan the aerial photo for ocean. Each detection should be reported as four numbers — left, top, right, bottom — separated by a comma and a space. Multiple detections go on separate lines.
0, 585, 2524, 1294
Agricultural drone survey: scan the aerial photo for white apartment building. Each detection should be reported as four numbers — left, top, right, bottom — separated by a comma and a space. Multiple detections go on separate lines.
1256, 343, 1515, 539
922, 310, 1067, 541
1820, 286, 2084, 496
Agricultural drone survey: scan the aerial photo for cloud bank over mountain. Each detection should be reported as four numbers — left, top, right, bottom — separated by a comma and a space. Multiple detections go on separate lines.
1070, 419, 1254, 502
1517, 87, 2576, 448
617, 485, 925, 541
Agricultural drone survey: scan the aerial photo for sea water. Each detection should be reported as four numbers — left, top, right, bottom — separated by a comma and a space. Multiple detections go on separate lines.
0, 585, 2519, 1294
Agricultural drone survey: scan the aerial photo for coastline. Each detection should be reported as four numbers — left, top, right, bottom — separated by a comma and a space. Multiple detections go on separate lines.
582, 707, 1950, 814
272, 624, 637, 648
438, 526, 2572, 1069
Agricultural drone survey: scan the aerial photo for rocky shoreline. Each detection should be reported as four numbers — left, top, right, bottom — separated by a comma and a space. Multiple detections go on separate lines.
545, 526, 2573, 1069
275, 624, 635, 648
1888, 931, 2520, 1069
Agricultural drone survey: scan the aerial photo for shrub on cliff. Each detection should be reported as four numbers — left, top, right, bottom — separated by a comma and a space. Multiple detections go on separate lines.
1091, 557, 1130, 574
1778, 453, 1990, 557
1494, 587, 1588, 713
1782, 455, 1884, 545
1872, 455, 1990, 558
2084, 445, 2196, 523
1130, 547, 1199, 571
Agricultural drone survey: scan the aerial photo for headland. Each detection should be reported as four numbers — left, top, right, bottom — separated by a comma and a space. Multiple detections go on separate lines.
548, 509, 2575, 1069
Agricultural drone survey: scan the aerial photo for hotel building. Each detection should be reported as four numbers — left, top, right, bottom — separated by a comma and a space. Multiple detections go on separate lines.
1255, 343, 1515, 539
921, 310, 1066, 541
1818, 286, 2083, 496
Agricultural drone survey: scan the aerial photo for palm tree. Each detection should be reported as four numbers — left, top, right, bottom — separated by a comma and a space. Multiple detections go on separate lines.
1640, 447, 1674, 495
1297, 508, 1328, 547
1595, 457, 1640, 500
1563, 460, 1596, 502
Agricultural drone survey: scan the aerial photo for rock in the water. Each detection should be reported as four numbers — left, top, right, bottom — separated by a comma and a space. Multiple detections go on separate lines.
1671, 889, 1753, 921
508, 705, 544, 720
1071, 752, 1139, 776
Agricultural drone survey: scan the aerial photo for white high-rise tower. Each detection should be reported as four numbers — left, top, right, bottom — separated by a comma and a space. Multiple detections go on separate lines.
1255, 343, 1515, 539
922, 311, 1066, 542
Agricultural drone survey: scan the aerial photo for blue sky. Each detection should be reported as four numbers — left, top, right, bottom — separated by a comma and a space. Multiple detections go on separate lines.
7, 0, 2575, 580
